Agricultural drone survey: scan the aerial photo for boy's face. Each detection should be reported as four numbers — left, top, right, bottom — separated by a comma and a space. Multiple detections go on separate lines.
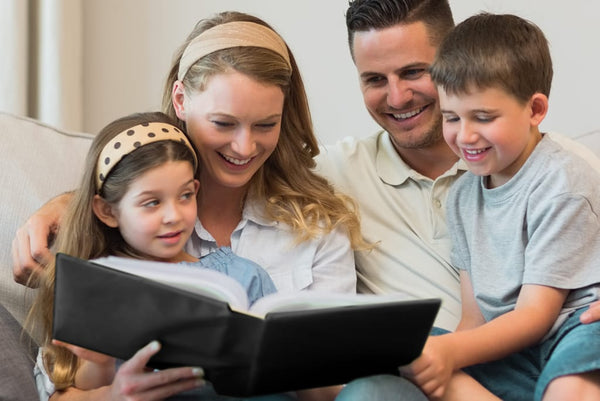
439, 86, 543, 188
352, 22, 443, 153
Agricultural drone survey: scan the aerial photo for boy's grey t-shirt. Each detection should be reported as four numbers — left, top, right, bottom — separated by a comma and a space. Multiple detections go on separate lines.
447, 135, 600, 336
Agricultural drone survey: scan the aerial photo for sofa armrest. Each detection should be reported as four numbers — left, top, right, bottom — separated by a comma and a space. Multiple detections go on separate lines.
0, 112, 93, 328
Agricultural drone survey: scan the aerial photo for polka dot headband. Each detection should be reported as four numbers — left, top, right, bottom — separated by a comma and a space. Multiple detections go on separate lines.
96, 122, 198, 191
177, 21, 291, 81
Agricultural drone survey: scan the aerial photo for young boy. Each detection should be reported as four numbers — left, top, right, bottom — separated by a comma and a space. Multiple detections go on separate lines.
403, 13, 600, 401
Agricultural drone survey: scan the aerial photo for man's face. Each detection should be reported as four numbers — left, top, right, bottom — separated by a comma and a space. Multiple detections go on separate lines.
352, 21, 443, 152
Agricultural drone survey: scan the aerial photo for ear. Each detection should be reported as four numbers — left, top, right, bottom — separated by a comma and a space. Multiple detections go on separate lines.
193, 179, 200, 195
529, 93, 549, 127
92, 195, 119, 228
172, 80, 187, 121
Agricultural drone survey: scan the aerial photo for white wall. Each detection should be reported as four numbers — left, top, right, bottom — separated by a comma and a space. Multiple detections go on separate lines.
82, 1, 600, 145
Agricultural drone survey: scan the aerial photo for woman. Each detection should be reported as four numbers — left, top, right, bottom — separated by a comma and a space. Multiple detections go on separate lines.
24, 10, 367, 401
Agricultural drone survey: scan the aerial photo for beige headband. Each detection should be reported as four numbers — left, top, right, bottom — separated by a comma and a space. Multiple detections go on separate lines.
96, 122, 198, 191
177, 21, 291, 81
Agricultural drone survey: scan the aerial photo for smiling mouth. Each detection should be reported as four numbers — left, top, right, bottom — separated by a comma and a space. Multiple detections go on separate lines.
464, 148, 490, 155
219, 153, 253, 166
391, 106, 426, 121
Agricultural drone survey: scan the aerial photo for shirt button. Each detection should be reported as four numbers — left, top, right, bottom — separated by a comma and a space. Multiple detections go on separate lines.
434, 199, 442, 209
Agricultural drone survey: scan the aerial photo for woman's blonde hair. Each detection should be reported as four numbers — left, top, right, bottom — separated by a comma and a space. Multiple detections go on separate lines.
162, 11, 367, 248
27, 111, 197, 390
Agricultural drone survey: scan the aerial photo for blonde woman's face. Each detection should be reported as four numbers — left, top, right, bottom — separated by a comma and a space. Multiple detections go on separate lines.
175, 71, 284, 191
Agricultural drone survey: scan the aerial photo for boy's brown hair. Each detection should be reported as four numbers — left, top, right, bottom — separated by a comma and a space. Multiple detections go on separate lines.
430, 13, 553, 103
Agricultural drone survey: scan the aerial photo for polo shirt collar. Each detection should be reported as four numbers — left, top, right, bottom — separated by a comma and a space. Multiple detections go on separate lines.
375, 131, 467, 185
375, 131, 415, 185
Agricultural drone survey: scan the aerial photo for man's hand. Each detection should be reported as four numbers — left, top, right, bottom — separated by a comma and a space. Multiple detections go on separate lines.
12, 193, 72, 286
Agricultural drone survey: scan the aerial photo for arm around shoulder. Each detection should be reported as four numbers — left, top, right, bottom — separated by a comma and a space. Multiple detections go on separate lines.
12, 191, 73, 286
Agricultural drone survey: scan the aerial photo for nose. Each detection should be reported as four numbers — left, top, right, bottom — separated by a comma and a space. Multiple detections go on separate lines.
456, 121, 477, 145
162, 201, 181, 224
387, 76, 413, 109
231, 127, 256, 157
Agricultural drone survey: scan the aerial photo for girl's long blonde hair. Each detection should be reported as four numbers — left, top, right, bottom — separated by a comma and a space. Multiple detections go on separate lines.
162, 11, 368, 250
27, 112, 197, 390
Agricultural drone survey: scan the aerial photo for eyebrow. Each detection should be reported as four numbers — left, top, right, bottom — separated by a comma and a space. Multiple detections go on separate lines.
359, 62, 430, 80
440, 108, 498, 115
134, 178, 196, 197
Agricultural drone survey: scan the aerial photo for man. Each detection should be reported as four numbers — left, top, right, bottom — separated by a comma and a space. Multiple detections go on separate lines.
316, 0, 463, 330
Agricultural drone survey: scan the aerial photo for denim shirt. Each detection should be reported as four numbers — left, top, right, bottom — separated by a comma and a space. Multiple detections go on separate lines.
180, 246, 277, 305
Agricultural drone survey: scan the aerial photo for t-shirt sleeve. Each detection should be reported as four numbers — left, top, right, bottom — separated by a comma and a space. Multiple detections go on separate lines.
524, 192, 600, 289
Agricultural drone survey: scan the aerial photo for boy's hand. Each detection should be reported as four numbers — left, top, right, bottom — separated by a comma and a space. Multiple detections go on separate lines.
580, 300, 600, 324
399, 335, 456, 400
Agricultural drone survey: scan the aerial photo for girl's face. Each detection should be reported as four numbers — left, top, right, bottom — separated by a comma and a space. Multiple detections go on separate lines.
102, 161, 199, 262
173, 71, 284, 191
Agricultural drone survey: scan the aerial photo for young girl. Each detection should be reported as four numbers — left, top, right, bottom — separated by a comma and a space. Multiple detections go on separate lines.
29, 111, 279, 400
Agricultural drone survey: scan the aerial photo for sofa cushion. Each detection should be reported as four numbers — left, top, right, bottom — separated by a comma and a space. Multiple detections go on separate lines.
0, 112, 93, 328
573, 129, 600, 156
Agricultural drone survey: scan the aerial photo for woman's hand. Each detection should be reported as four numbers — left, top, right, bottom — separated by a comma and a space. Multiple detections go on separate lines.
12, 192, 72, 286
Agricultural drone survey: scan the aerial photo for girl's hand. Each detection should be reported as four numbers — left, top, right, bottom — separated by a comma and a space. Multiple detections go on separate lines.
398, 335, 456, 400
53, 339, 115, 366
109, 341, 205, 401
53, 339, 117, 388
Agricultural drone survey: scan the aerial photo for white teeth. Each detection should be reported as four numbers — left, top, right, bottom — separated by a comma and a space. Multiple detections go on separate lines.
465, 148, 486, 155
222, 154, 251, 165
393, 107, 423, 120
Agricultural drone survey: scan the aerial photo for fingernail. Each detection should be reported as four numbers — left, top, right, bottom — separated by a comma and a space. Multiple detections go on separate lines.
192, 367, 204, 377
195, 379, 206, 387
148, 340, 161, 351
